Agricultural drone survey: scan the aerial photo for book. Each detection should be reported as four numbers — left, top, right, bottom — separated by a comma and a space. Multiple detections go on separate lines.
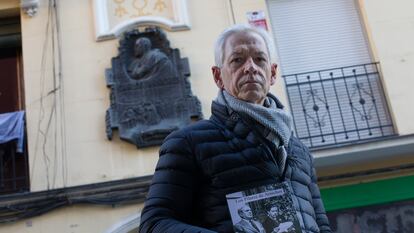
226, 182, 302, 233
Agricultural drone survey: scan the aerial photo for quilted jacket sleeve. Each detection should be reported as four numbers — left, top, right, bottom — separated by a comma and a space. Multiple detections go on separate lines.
309, 156, 332, 233
138, 130, 217, 233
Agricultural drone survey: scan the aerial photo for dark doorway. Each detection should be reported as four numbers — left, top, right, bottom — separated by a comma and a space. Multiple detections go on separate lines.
0, 16, 29, 194
0, 47, 23, 113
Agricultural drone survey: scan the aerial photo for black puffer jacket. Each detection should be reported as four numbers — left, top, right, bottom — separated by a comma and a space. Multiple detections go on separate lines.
139, 101, 331, 233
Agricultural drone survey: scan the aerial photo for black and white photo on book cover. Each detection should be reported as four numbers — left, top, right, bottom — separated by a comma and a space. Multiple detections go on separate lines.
226, 182, 303, 233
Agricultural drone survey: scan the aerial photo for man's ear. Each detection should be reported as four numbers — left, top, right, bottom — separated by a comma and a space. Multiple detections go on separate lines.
212, 66, 224, 88
270, 63, 278, 85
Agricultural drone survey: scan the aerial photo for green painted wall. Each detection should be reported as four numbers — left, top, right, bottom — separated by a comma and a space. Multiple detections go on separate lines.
320, 175, 414, 212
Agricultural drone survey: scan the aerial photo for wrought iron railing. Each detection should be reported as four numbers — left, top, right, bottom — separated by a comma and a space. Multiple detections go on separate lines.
0, 140, 29, 194
283, 62, 395, 149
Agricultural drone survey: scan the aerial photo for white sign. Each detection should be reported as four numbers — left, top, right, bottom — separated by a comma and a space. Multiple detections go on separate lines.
247, 11, 268, 31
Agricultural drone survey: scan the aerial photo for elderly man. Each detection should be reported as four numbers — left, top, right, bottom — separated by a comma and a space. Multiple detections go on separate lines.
234, 205, 265, 233
139, 24, 331, 233
127, 37, 173, 80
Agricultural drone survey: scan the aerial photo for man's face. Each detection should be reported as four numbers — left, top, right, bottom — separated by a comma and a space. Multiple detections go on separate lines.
240, 206, 253, 219
212, 31, 277, 105
268, 206, 279, 219
134, 39, 148, 57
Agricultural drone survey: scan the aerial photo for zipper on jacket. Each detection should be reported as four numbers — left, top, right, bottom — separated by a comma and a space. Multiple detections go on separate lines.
259, 143, 288, 181
259, 143, 283, 181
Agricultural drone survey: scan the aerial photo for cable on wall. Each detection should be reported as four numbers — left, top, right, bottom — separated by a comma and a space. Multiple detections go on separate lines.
30, 0, 67, 190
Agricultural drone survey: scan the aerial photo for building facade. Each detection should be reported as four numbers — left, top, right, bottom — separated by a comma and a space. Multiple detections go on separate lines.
0, 0, 413, 232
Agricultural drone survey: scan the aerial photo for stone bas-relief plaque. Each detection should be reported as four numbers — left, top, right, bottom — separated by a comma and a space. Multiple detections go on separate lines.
105, 27, 202, 148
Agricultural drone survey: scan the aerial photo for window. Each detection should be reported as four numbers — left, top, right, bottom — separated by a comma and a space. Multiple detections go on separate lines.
267, 0, 394, 148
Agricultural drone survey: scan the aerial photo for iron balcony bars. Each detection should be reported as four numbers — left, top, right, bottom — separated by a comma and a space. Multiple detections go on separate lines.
0, 140, 29, 195
283, 62, 395, 149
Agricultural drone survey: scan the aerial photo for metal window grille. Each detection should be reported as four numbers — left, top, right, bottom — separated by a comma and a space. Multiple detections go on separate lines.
0, 140, 29, 194
284, 62, 395, 149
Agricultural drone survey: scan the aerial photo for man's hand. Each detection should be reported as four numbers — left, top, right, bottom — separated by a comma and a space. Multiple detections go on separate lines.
273, 221, 294, 233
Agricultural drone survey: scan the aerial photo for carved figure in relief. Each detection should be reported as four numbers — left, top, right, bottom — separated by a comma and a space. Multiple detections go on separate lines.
105, 28, 202, 148
127, 37, 173, 80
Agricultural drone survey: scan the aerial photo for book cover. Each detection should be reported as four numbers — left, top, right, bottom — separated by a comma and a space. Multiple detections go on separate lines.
226, 182, 302, 233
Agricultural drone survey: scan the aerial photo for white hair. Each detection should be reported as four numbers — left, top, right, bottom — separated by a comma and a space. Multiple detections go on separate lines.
214, 24, 276, 67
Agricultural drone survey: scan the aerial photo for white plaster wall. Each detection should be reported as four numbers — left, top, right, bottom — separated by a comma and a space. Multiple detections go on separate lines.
0, 203, 144, 233
21, 0, 232, 191
361, 0, 414, 135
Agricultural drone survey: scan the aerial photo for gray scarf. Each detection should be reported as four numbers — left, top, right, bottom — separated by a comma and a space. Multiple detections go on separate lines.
215, 90, 293, 171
